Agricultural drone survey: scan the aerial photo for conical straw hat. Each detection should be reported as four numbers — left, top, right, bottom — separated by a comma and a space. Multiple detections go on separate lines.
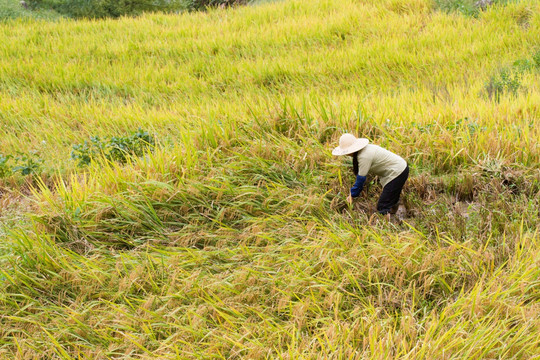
332, 133, 369, 156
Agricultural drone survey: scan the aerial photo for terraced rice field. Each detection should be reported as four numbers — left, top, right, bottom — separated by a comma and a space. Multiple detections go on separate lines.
0, 0, 539, 358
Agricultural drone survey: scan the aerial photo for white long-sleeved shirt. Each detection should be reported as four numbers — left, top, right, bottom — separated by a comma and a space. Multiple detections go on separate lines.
356, 144, 407, 188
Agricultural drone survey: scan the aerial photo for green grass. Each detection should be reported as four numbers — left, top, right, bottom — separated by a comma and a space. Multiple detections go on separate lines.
0, 0, 540, 358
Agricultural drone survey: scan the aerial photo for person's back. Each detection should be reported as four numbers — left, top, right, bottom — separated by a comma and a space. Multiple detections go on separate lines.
356, 144, 407, 188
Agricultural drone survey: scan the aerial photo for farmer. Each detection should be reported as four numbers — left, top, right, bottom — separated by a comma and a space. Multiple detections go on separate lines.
332, 133, 409, 216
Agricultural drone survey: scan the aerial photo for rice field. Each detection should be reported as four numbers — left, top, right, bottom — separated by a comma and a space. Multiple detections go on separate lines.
0, 0, 539, 358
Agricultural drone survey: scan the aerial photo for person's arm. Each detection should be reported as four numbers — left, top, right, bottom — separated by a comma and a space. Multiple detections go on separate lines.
350, 175, 367, 198
347, 151, 372, 202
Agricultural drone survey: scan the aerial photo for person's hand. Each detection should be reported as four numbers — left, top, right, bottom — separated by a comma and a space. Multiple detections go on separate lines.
346, 194, 353, 205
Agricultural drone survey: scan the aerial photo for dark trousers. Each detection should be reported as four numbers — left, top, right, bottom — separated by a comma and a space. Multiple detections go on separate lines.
377, 165, 409, 215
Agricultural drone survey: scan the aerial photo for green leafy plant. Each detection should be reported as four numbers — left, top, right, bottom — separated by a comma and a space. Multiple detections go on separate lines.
13, 152, 44, 176
434, 0, 512, 17
182, 0, 248, 11
434, 0, 478, 16
71, 129, 156, 166
0, 152, 45, 177
485, 68, 521, 102
512, 58, 534, 73
532, 50, 540, 68
0, 154, 12, 178
486, 49, 540, 102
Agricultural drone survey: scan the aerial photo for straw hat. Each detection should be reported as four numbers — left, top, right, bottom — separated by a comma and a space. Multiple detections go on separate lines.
332, 133, 369, 156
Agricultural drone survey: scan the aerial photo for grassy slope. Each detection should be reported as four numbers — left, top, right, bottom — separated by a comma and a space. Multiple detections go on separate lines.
0, 0, 540, 358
